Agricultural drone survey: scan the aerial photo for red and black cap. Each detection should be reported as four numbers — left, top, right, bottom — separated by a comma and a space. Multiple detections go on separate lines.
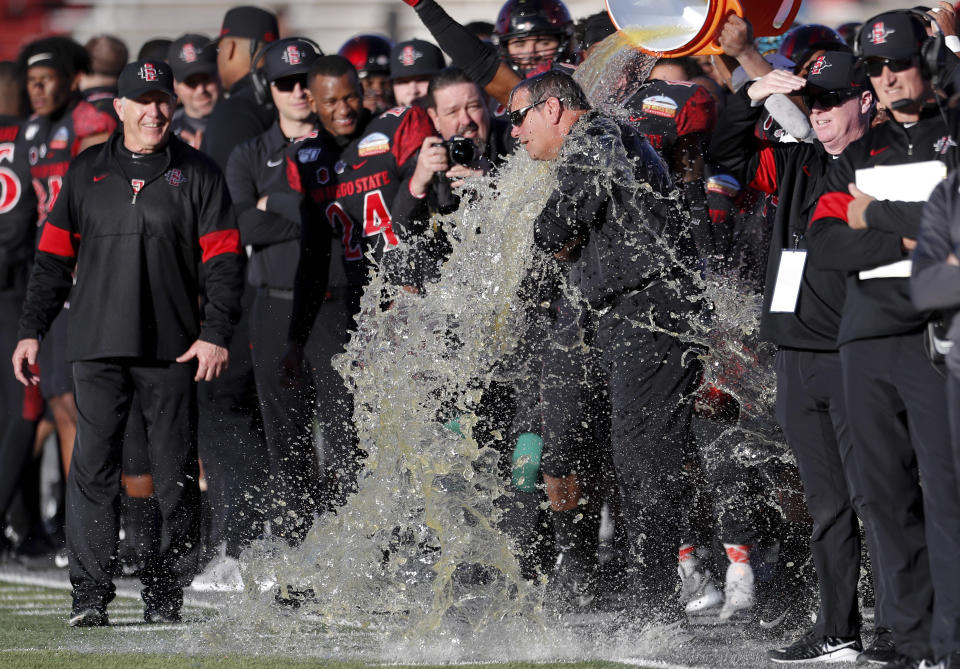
217, 6, 278, 44
389, 39, 445, 80
338, 34, 393, 77
804, 51, 868, 93
263, 38, 321, 82
858, 11, 927, 61
167, 34, 216, 81
118, 59, 175, 99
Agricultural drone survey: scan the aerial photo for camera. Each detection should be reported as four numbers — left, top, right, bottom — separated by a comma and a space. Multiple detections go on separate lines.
442, 135, 478, 166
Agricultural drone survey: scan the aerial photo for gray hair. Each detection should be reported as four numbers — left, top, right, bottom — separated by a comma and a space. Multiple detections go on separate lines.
510, 69, 591, 111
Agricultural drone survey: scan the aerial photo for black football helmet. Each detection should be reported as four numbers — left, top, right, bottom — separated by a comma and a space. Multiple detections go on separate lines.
777, 24, 848, 72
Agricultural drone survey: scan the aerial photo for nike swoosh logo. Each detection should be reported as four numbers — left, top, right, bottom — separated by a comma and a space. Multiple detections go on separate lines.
869, 147, 889, 157
352, 161, 367, 169
93, 174, 107, 182
267, 158, 283, 167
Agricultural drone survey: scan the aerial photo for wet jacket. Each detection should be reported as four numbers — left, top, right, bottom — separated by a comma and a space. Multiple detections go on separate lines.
18, 133, 243, 361
710, 84, 843, 351
807, 103, 960, 344
532, 111, 689, 317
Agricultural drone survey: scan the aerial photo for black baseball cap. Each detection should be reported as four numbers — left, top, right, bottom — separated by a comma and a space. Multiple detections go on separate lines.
389, 39, 445, 80
582, 12, 616, 50
804, 51, 868, 93
217, 6, 278, 43
167, 34, 217, 81
117, 59, 175, 99
263, 38, 321, 82
858, 11, 927, 61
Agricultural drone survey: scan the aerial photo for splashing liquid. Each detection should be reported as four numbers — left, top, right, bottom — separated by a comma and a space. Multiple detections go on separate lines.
202, 31, 799, 663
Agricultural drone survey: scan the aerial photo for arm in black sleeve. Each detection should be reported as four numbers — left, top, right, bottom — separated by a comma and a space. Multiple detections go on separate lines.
708, 85, 766, 186
911, 176, 960, 311
412, 0, 502, 87
805, 150, 905, 271
288, 200, 331, 347
17, 170, 78, 340
201, 99, 268, 173
534, 164, 600, 254
226, 144, 302, 247
197, 170, 244, 347
864, 199, 924, 238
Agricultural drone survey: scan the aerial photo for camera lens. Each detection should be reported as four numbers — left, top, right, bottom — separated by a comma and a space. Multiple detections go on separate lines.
446, 136, 477, 166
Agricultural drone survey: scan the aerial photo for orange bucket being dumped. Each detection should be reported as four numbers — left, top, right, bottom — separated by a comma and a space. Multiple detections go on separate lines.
605, 0, 803, 57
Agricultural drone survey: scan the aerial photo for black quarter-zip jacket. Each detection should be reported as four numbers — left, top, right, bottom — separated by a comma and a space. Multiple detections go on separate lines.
18, 132, 244, 361
710, 84, 843, 351
807, 103, 960, 345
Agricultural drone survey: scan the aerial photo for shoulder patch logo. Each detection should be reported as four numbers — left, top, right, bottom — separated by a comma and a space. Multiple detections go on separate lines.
641, 95, 679, 119
165, 168, 187, 186
25, 123, 39, 141
316, 166, 330, 185
334, 160, 347, 174
49, 126, 69, 151
298, 147, 321, 163
357, 132, 390, 157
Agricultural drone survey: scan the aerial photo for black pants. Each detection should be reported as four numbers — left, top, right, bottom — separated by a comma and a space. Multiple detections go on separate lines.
776, 348, 885, 638
0, 293, 36, 518
197, 283, 266, 558
250, 291, 321, 542
594, 292, 700, 607
68, 359, 200, 614
841, 334, 960, 660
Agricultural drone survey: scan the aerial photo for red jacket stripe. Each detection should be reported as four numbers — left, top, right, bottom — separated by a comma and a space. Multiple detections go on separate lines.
747, 146, 778, 194
199, 229, 241, 263
37, 223, 77, 257
810, 192, 853, 227
285, 155, 302, 193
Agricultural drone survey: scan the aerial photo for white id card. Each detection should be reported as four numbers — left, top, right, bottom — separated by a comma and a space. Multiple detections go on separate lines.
770, 249, 807, 313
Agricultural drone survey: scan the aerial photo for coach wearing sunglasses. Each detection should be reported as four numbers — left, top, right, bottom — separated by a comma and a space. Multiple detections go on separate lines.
805, 10, 960, 669
711, 50, 887, 664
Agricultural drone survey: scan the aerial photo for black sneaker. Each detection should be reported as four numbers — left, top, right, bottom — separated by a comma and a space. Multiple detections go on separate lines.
768, 630, 863, 664
68, 607, 108, 627
858, 628, 897, 666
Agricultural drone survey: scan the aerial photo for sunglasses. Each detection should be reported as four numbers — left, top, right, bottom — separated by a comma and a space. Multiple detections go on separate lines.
272, 75, 307, 92
508, 98, 546, 126
802, 88, 859, 110
862, 57, 915, 78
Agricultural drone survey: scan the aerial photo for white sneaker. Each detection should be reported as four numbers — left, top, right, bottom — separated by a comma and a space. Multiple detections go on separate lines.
719, 561, 755, 620
679, 565, 724, 614
190, 554, 243, 592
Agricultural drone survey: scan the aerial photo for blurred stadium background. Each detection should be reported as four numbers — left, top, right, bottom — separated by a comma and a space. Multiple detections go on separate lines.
0, 0, 930, 65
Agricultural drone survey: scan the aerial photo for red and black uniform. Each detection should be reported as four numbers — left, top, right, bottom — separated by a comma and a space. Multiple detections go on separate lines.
0, 115, 39, 528
22, 97, 116, 398
710, 81, 883, 640
807, 104, 960, 662
225, 122, 324, 544
18, 132, 243, 616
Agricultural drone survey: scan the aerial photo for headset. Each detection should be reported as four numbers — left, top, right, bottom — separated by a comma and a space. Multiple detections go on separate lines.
852, 8, 946, 88
250, 37, 323, 107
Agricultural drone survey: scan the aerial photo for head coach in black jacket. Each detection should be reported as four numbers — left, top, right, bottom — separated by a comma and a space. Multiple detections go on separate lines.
11, 59, 243, 628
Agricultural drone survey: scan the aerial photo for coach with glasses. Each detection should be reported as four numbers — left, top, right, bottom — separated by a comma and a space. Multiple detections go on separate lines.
806, 11, 960, 668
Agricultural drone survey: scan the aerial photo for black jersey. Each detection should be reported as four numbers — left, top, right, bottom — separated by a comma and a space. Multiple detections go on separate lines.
23, 98, 116, 232
0, 117, 38, 294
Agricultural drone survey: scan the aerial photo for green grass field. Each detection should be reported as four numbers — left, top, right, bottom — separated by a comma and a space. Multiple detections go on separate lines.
0, 578, 649, 669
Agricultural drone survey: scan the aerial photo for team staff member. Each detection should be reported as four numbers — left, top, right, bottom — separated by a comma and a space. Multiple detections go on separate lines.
806, 11, 960, 667
514, 70, 700, 618
167, 34, 220, 149
226, 37, 322, 547
12, 60, 243, 627
389, 39, 445, 108
80, 35, 128, 117
711, 52, 887, 663
18, 36, 117, 501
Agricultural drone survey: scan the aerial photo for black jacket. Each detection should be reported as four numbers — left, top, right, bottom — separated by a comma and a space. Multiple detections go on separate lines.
911, 170, 960, 375
710, 84, 843, 351
200, 75, 275, 172
18, 133, 244, 361
532, 111, 690, 318
227, 121, 312, 290
807, 103, 960, 344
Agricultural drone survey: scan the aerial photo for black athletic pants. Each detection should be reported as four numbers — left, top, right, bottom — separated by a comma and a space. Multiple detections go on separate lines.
68, 359, 200, 614
841, 333, 960, 661
594, 291, 699, 610
0, 293, 36, 518
775, 348, 886, 638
